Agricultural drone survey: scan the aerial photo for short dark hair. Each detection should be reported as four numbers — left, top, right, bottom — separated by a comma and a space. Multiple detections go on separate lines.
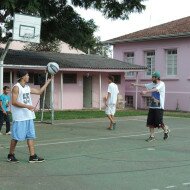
17, 69, 28, 81
108, 75, 114, 82
3, 86, 10, 90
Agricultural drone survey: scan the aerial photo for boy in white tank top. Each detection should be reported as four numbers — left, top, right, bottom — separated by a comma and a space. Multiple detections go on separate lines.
7, 70, 53, 163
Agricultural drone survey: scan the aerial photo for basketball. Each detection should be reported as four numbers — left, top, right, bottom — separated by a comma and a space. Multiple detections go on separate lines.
47, 62, 59, 75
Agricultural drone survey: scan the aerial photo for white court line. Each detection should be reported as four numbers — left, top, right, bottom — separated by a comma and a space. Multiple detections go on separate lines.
14, 126, 189, 148
165, 186, 176, 189
182, 182, 190, 186
15, 132, 152, 148
52, 118, 146, 126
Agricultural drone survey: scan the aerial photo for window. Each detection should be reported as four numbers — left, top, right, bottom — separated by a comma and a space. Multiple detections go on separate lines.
3, 72, 14, 83
166, 49, 177, 76
124, 52, 134, 76
113, 75, 121, 84
125, 95, 133, 107
63, 74, 77, 84
145, 51, 155, 76
3, 72, 10, 83
144, 96, 152, 108
34, 73, 46, 85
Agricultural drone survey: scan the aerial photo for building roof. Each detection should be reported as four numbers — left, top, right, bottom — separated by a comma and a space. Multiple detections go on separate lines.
0, 41, 85, 54
2, 49, 146, 71
105, 16, 190, 44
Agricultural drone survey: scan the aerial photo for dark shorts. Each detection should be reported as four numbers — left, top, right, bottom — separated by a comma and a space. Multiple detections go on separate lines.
147, 108, 164, 128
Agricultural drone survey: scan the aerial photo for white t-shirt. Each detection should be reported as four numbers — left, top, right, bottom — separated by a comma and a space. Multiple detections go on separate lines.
107, 82, 119, 105
11, 83, 36, 121
145, 81, 165, 109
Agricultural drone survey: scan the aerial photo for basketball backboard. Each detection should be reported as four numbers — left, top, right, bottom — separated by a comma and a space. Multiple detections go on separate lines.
13, 13, 41, 43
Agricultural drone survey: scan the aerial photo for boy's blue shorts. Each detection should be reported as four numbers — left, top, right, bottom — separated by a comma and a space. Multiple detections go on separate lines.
11, 120, 36, 141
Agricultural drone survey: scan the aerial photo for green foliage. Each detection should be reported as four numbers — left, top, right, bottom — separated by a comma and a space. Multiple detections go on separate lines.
71, 0, 146, 20
0, 0, 146, 52
34, 109, 190, 121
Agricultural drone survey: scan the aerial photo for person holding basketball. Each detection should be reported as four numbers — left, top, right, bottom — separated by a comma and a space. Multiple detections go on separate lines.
7, 70, 53, 163
104, 75, 119, 130
131, 71, 169, 142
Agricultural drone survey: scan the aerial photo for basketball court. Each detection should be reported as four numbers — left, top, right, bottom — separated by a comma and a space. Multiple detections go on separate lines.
0, 115, 190, 190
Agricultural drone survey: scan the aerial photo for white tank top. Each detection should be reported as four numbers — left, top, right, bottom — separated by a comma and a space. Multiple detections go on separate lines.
11, 83, 36, 121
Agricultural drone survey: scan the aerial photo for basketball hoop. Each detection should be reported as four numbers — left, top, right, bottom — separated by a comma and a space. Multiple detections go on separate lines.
13, 13, 41, 43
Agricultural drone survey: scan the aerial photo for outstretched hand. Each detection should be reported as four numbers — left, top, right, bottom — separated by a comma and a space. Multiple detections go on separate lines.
131, 83, 136, 87
140, 90, 147, 95
47, 75, 54, 82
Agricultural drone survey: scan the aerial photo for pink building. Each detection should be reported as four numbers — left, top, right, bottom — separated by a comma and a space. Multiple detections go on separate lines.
105, 16, 190, 111
2, 49, 146, 110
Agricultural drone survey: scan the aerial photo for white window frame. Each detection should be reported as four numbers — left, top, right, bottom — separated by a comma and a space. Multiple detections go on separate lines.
166, 49, 177, 76
124, 52, 135, 77
125, 95, 133, 107
144, 51, 155, 76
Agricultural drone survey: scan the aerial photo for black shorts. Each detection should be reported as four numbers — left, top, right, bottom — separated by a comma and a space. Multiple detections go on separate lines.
146, 108, 164, 128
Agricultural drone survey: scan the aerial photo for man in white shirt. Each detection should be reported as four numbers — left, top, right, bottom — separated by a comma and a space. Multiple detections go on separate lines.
131, 71, 169, 142
7, 70, 53, 163
104, 76, 119, 130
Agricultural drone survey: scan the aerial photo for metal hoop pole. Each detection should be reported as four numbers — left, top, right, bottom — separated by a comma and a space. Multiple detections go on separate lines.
41, 72, 48, 122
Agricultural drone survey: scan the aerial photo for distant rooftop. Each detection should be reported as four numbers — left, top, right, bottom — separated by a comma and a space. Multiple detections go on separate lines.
105, 16, 190, 44
0, 41, 85, 54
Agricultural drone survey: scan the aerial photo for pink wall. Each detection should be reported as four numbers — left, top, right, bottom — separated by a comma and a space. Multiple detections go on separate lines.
3, 70, 126, 110
113, 38, 190, 111
60, 72, 125, 110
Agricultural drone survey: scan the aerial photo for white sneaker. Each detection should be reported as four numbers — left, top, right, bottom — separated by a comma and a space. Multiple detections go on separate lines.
0, 132, 3, 135
6, 131, 11, 135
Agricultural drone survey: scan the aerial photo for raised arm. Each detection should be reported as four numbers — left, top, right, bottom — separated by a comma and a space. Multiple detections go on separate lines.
30, 76, 53, 95
131, 83, 146, 88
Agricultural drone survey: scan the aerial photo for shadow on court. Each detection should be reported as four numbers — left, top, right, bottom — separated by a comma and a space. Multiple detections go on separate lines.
0, 116, 190, 190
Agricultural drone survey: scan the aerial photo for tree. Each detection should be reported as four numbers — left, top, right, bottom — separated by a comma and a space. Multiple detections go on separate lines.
24, 39, 61, 53
0, 0, 145, 52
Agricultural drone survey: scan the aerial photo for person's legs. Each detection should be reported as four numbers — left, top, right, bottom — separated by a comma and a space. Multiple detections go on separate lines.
160, 123, 170, 140
9, 139, 18, 154
107, 115, 114, 129
7, 121, 25, 162
27, 139, 44, 163
27, 139, 35, 156
111, 115, 117, 130
106, 105, 114, 129
5, 112, 11, 133
26, 120, 44, 163
149, 127, 155, 137
7, 139, 19, 162
156, 109, 170, 140
146, 109, 156, 141
0, 111, 4, 133
106, 105, 116, 130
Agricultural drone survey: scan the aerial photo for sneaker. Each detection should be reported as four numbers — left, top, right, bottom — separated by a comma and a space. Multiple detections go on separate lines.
7, 154, 19, 163
0, 132, 3, 135
29, 154, 45, 163
145, 136, 155, 142
112, 122, 116, 130
163, 129, 170, 140
6, 131, 11, 135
